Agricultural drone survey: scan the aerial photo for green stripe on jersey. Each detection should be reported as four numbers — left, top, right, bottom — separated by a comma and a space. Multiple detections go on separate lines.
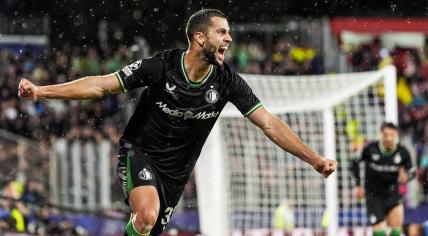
180, 52, 213, 87
126, 154, 133, 194
244, 102, 263, 117
115, 72, 127, 94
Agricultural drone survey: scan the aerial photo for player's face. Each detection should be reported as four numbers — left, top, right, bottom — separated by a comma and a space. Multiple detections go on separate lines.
381, 127, 398, 150
202, 16, 232, 66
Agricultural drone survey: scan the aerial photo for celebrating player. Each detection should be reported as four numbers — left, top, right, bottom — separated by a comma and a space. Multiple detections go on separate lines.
18, 9, 336, 236
352, 122, 416, 236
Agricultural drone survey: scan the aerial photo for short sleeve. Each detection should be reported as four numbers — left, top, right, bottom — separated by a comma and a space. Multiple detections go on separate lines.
351, 143, 370, 186
401, 147, 413, 170
400, 146, 416, 179
228, 72, 262, 117
360, 145, 370, 162
115, 55, 162, 93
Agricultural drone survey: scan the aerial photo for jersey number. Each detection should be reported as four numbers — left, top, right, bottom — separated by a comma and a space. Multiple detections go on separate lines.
161, 207, 175, 229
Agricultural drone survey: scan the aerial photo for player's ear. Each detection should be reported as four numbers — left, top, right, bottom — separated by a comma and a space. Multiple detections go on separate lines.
194, 32, 205, 46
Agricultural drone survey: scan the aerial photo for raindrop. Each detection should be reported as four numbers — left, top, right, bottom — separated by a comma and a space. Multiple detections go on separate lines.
133, 10, 142, 20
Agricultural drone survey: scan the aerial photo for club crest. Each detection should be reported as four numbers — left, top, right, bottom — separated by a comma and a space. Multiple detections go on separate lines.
205, 88, 219, 104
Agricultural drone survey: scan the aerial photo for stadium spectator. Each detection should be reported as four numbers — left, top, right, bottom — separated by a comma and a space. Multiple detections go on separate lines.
227, 37, 324, 75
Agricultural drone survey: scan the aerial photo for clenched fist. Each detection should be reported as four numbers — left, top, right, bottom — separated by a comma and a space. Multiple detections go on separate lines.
18, 78, 39, 100
398, 166, 409, 184
313, 158, 337, 178
354, 186, 365, 200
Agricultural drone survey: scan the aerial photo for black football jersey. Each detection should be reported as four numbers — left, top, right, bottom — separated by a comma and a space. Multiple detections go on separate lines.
115, 49, 261, 183
353, 141, 413, 197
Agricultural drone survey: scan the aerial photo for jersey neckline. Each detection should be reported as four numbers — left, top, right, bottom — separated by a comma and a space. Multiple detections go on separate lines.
180, 52, 213, 88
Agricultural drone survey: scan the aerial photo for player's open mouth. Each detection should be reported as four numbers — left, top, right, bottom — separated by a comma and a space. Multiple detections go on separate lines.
217, 46, 228, 61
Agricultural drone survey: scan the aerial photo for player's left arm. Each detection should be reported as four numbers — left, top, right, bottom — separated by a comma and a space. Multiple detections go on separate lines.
247, 106, 336, 178
399, 147, 416, 183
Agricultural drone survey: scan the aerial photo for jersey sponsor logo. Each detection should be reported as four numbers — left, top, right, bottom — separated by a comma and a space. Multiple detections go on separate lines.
371, 153, 380, 161
165, 82, 176, 94
138, 168, 153, 180
393, 154, 401, 164
368, 162, 399, 172
205, 88, 219, 104
129, 59, 142, 70
155, 101, 220, 120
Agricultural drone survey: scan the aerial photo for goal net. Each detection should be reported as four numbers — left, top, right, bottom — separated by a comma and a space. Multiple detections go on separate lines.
195, 65, 397, 236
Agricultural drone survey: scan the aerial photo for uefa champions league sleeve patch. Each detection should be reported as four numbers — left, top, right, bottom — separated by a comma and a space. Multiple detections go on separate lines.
138, 168, 153, 180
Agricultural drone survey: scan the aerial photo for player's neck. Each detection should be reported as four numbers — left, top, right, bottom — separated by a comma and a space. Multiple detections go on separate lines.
379, 141, 397, 155
183, 50, 212, 83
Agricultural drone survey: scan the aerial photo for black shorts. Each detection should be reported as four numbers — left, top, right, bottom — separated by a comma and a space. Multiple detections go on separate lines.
116, 140, 186, 236
366, 194, 402, 225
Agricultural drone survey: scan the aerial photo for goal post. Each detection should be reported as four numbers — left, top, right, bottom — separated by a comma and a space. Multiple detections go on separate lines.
195, 65, 397, 235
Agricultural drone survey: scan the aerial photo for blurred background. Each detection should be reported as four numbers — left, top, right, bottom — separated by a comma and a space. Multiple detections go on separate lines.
1, 0, 428, 235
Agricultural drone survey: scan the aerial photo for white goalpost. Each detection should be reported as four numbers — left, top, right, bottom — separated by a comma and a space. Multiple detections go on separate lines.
195, 65, 397, 236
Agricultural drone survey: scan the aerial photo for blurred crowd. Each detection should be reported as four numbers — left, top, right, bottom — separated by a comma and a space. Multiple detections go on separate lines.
0, 45, 128, 144
0, 198, 89, 235
348, 38, 428, 204
0, 45, 131, 235
225, 37, 324, 75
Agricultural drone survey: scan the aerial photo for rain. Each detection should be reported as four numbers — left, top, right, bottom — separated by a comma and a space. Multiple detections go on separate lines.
0, 0, 428, 236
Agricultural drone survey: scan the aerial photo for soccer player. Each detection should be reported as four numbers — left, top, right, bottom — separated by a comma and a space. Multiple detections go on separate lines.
18, 9, 336, 236
352, 122, 416, 236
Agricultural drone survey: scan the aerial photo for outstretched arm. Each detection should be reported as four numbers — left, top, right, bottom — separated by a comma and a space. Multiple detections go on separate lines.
350, 153, 362, 186
350, 151, 365, 199
18, 73, 122, 100
247, 107, 336, 178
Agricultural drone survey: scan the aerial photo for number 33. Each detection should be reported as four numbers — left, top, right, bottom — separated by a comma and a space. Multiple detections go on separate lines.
161, 207, 175, 229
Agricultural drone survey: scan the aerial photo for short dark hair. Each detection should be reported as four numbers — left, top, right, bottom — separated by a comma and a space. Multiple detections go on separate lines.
381, 122, 398, 131
185, 9, 227, 42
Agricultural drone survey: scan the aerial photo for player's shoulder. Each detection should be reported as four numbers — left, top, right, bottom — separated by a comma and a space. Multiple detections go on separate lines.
138, 48, 183, 73
217, 62, 244, 87
362, 141, 378, 151
147, 48, 182, 62
218, 62, 237, 77
397, 143, 411, 155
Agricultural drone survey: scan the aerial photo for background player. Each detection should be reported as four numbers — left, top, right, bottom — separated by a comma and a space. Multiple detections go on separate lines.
352, 122, 416, 236
18, 9, 336, 236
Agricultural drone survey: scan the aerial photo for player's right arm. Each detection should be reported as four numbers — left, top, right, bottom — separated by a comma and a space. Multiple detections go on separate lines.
18, 54, 163, 100
398, 147, 416, 184
351, 145, 369, 199
18, 73, 121, 100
